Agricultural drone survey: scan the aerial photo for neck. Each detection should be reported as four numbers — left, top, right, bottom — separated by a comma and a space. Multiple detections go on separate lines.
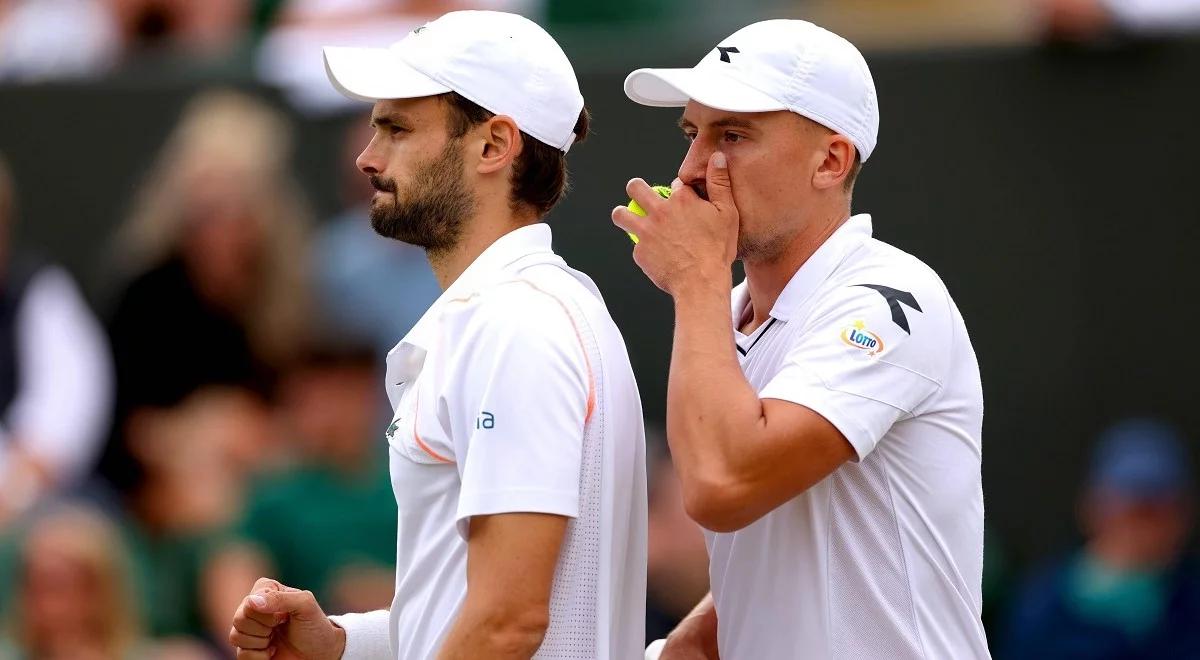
741, 204, 850, 332
427, 200, 537, 290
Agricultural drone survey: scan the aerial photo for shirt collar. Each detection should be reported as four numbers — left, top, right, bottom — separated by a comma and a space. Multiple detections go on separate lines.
731, 213, 873, 324
392, 223, 554, 357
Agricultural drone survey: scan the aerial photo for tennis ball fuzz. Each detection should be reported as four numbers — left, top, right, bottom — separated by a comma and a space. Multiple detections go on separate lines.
625, 185, 672, 244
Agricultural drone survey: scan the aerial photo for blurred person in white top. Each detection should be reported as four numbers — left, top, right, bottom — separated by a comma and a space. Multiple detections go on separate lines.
617, 19, 989, 660
228, 10, 647, 660
0, 153, 113, 528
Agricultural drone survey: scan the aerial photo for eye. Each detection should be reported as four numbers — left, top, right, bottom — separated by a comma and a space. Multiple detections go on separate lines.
723, 131, 744, 144
682, 131, 697, 143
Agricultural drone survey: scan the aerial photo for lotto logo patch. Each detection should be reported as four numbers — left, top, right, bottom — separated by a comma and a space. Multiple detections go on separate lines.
841, 319, 884, 357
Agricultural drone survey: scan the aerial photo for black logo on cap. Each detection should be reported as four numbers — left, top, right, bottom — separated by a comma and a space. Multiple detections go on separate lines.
717, 46, 740, 63
413, 25, 427, 34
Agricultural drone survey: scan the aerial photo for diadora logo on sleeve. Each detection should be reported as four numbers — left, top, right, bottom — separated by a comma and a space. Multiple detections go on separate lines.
841, 320, 884, 356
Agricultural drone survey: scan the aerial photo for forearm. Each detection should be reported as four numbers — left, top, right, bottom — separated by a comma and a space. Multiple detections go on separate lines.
437, 603, 547, 660
667, 275, 767, 496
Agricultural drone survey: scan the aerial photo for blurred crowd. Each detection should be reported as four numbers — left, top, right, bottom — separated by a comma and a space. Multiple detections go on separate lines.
0, 1, 1198, 659
0, 86, 1195, 658
3, 0, 1200, 89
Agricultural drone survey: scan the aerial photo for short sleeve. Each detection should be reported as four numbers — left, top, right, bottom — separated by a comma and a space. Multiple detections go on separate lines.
444, 283, 590, 538
758, 284, 945, 460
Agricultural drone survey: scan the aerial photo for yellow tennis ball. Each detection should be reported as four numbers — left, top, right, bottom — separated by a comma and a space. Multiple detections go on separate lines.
625, 185, 672, 244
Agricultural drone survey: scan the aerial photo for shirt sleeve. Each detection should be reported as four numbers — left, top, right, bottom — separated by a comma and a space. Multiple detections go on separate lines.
329, 609, 391, 659
758, 283, 945, 461
444, 282, 590, 539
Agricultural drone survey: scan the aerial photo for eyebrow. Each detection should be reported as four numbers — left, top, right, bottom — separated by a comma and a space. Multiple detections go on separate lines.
370, 113, 411, 129
676, 115, 756, 131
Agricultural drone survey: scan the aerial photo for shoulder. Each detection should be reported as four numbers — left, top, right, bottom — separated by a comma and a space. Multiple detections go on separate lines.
825, 239, 956, 320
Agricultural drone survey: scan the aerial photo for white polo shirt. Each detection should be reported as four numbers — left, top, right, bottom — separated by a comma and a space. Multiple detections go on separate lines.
331, 224, 647, 659
710, 214, 989, 659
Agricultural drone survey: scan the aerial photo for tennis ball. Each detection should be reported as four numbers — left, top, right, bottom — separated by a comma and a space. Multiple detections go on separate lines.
625, 185, 672, 244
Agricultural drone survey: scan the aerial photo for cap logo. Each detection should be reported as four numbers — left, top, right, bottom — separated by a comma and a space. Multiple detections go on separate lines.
717, 46, 740, 63
412, 25, 427, 35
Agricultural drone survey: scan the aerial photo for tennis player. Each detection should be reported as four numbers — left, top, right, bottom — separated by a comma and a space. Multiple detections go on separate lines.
228, 11, 647, 659
615, 19, 990, 660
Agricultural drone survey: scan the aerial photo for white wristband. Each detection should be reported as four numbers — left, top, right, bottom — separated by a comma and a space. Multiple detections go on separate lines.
328, 610, 391, 659
645, 638, 667, 660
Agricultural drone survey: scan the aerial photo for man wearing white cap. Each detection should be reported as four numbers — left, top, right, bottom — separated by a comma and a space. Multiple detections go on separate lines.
614, 20, 989, 660
227, 11, 647, 660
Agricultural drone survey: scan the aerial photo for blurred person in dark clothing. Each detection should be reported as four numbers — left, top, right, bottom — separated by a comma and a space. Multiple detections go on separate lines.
0, 153, 114, 529
96, 89, 312, 495
644, 432, 709, 646
1003, 418, 1200, 660
203, 339, 396, 647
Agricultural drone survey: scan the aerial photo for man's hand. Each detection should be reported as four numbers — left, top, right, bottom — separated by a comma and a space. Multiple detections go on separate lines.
659, 594, 719, 660
612, 151, 738, 296
229, 578, 346, 660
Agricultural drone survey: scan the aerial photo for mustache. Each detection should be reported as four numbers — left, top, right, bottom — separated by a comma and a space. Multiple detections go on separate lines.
369, 175, 396, 193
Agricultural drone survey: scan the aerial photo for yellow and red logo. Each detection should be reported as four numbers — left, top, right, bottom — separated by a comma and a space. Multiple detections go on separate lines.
841, 320, 884, 356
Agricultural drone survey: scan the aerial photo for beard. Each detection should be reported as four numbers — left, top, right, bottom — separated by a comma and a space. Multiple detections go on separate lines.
368, 139, 476, 253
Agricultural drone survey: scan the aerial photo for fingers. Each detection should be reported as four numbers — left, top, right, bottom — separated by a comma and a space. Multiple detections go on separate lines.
229, 629, 270, 651
626, 178, 666, 213
703, 152, 733, 208
611, 205, 646, 238
231, 607, 275, 637
235, 648, 273, 660
237, 595, 283, 629
253, 588, 320, 618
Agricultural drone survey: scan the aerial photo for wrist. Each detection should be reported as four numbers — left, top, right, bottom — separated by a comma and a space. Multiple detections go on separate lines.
670, 267, 731, 302
331, 620, 347, 659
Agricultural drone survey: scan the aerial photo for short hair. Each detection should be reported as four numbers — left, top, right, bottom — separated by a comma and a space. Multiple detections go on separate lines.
440, 92, 590, 218
844, 152, 862, 193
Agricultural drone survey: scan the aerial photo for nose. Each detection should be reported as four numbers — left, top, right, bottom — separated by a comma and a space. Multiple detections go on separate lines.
356, 138, 381, 175
678, 138, 714, 189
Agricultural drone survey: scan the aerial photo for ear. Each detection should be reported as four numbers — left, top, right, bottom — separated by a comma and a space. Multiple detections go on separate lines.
812, 134, 855, 191
476, 115, 523, 175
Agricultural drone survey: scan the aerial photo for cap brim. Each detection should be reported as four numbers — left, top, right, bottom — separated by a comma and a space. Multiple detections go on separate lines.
624, 67, 786, 113
323, 46, 452, 103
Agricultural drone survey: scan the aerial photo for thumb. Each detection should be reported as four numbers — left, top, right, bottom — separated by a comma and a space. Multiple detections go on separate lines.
249, 588, 319, 618
704, 151, 734, 210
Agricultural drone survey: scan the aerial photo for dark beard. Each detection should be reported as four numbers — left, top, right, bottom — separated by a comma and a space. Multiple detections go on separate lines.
368, 139, 475, 253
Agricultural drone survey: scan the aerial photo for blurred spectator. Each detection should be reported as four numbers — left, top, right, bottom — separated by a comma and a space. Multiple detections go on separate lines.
108, 0, 250, 56
1003, 418, 1200, 659
1041, 0, 1200, 40
0, 153, 114, 530
203, 339, 396, 644
310, 116, 439, 359
644, 432, 709, 644
255, 0, 544, 115
0, 505, 145, 658
114, 387, 273, 643
0, 504, 217, 659
96, 89, 312, 495
0, 0, 122, 80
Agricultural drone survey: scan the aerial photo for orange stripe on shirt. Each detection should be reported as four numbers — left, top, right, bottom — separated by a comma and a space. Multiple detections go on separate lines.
413, 390, 454, 464
515, 280, 597, 425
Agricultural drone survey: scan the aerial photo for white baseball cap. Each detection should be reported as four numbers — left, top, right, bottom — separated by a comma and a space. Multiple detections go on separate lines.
624, 19, 879, 161
323, 11, 584, 153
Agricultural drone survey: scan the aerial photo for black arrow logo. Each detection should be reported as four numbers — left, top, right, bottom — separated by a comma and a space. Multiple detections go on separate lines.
855, 284, 922, 334
717, 46, 740, 63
